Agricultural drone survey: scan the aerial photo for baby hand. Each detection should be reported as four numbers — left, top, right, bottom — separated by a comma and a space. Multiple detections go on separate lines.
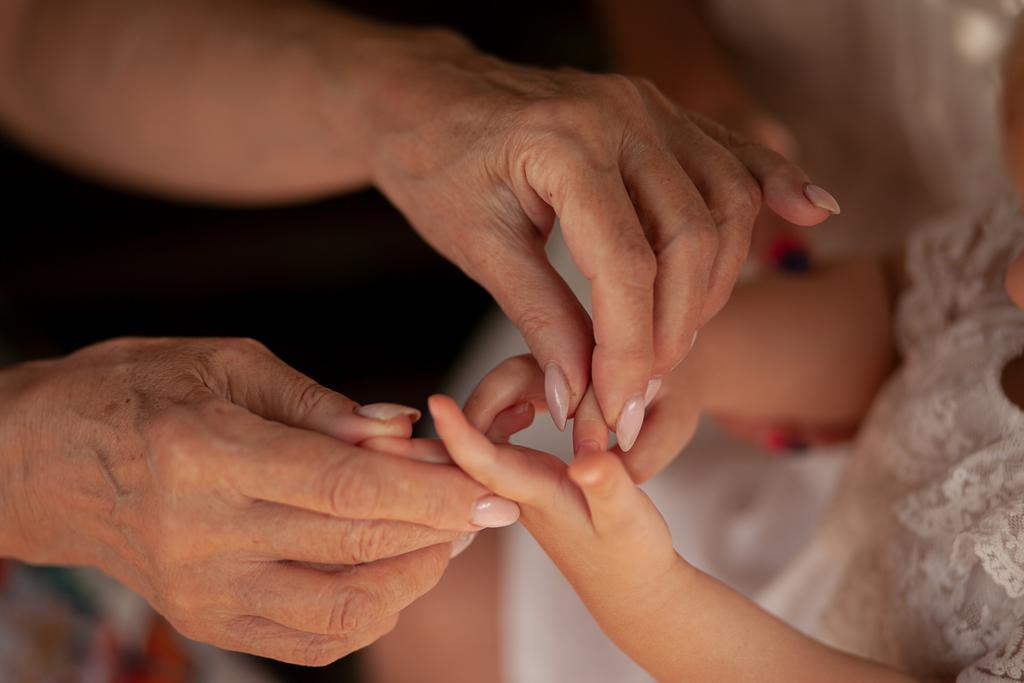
428, 392, 683, 624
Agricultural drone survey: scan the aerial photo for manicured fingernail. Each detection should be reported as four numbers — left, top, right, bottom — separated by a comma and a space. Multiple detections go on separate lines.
471, 496, 520, 528
450, 533, 477, 558
803, 184, 841, 214
615, 394, 645, 452
643, 378, 662, 407
356, 403, 421, 422
544, 363, 570, 432
575, 439, 602, 456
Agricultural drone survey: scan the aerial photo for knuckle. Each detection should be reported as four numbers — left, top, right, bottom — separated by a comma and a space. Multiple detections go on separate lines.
351, 523, 387, 564
321, 456, 381, 518
329, 585, 376, 633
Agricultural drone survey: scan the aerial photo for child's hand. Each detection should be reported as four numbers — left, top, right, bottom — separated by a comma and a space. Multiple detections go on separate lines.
428, 393, 683, 633
463, 354, 705, 483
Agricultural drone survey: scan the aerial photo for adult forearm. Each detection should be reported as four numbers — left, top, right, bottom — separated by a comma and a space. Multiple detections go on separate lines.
0, 0, 469, 203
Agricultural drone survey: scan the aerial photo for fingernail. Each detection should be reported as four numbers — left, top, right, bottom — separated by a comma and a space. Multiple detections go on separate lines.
803, 184, 841, 215
615, 394, 645, 452
544, 363, 570, 432
575, 439, 602, 456
450, 533, 477, 558
356, 403, 422, 422
471, 496, 520, 528
691, 330, 699, 350
643, 378, 662, 407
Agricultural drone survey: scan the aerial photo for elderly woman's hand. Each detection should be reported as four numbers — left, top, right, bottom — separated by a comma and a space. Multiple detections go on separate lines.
363, 35, 839, 450
0, 337, 518, 665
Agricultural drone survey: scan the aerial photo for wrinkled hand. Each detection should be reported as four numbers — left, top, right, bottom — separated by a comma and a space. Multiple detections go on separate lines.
0, 337, 518, 665
368, 41, 839, 450
462, 353, 702, 482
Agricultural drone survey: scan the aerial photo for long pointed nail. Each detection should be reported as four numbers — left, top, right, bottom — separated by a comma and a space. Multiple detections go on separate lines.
615, 394, 645, 452
450, 533, 477, 558
643, 378, 662, 407
544, 363, 570, 431
356, 403, 422, 422
804, 184, 841, 214
471, 496, 520, 528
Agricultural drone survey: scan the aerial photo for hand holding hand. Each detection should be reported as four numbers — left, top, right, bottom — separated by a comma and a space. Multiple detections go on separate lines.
0, 337, 519, 664
368, 41, 840, 448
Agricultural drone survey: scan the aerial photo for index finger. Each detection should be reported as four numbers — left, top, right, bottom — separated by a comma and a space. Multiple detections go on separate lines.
552, 166, 656, 448
210, 403, 520, 532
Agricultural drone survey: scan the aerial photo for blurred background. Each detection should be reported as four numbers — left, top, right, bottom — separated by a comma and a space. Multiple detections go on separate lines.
0, 1, 603, 680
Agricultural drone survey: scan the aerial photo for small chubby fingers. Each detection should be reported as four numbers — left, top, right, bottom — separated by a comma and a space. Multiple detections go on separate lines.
238, 543, 450, 638
463, 354, 546, 435
571, 385, 609, 456
568, 446, 647, 536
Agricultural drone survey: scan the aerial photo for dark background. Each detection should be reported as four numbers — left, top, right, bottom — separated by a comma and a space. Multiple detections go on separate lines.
0, 2, 605, 680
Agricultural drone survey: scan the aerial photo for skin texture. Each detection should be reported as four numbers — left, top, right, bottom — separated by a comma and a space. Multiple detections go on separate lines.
421, 393, 920, 683
0, 0, 835, 439
465, 259, 895, 482
0, 337, 513, 665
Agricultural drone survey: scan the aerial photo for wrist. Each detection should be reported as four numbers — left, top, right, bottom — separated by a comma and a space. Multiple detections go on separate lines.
313, 12, 480, 187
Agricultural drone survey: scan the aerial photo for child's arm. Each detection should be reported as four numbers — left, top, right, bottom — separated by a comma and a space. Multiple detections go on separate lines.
464, 257, 896, 480
426, 394, 922, 683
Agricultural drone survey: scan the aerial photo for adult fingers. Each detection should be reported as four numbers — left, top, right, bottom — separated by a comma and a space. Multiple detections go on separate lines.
466, 228, 594, 432
214, 613, 398, 666
688, 113, 840, 226
665, 122, 761, 325
240, 544, 450, 637
237, 503, 461, 564
213, 405, 519, 530
622, 137, 720, 377
548, 165, 656, 448
619, 396, 702, 483
209, 338, 416, 442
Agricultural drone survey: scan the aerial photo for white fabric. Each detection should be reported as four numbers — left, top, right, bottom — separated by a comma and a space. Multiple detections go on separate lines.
443, 1, 1024, 681
759, 194, 1024, 681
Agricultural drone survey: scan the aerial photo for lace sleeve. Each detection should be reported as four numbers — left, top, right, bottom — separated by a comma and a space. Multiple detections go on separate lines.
959, 626, 1024, 682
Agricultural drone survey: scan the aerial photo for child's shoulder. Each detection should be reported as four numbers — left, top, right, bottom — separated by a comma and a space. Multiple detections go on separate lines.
896, 191, 1024, 359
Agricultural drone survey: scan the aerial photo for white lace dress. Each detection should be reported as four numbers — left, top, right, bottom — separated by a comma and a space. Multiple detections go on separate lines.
755, 194, 1024, 682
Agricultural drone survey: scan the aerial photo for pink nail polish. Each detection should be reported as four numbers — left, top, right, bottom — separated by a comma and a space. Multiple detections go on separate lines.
471, 496, 520, 528
356, 403, 422, 422
643, 378, 662, 407
544, 363, 570, 431
804, 184, 841, 215
615, 394, 645, 452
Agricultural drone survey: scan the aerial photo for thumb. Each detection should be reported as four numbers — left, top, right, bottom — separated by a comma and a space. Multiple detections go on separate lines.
219, 341, 417, 442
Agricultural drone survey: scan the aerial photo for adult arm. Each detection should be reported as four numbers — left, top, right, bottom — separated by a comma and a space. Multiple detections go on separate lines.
0, 0, 837, 450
